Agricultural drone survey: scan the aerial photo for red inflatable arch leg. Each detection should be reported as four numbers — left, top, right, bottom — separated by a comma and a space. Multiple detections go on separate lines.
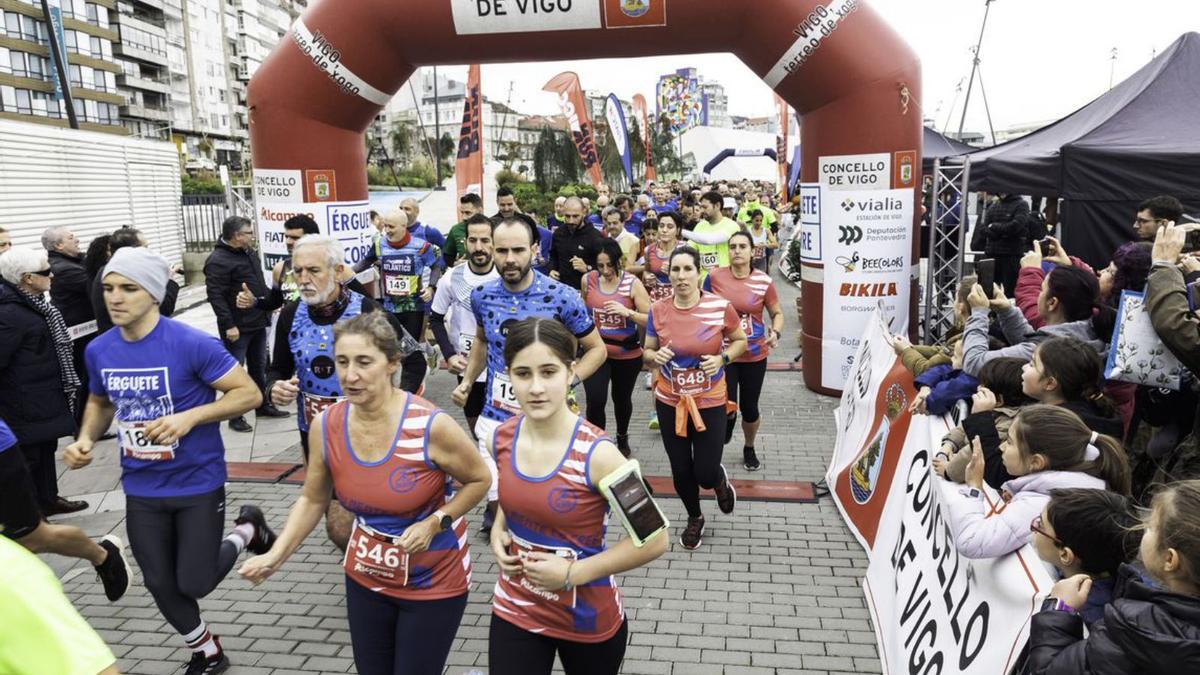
248, 0, 921, 396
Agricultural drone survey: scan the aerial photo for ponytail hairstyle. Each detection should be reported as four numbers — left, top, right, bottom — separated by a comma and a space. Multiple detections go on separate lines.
1012, 404, 1131, 495
1143, 479, 1200, 590
1045, 265, 1100, 322
1033, 337, 1115, 415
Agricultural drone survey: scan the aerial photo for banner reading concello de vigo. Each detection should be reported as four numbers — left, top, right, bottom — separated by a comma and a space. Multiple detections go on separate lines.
828, 307, 1053, 675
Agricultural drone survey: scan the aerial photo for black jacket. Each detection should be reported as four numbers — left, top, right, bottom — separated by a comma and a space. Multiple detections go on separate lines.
91, 273, 179, 334
548, 223, 604, 290
1027, 564, 1200, 674
203, 240, 270, 333
0, 281, 76, 444
1060, 399, 1125, 440
47, 251, 95, 330
972, 195, 1032, 256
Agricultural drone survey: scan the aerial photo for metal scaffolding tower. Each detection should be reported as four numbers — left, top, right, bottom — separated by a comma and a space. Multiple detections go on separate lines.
922, 156, 972, 345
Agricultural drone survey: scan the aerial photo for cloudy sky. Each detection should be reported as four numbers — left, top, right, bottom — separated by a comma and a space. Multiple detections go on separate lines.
420, 0, 1198, 138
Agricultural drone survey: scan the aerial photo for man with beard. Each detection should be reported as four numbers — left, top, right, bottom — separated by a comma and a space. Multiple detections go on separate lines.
548, 195, 604, 290
451, 217, 606, 535
265, 234, 408, 550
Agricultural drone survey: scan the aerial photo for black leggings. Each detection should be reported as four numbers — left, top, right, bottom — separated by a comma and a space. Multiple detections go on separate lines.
489, 614, 628, 675
583, 356, 642, 436
125, 487, 240, 635
655, 401, 727, 518
394, 310, 427, 393
345, 578, 468, 675
725, 360, 768, 424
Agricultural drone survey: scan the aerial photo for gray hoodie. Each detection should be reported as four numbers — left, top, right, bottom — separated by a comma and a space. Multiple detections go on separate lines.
961, 305, 1106, 377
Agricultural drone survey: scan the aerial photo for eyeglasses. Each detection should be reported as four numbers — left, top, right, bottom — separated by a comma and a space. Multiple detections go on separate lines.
1135, 216, 1164, 226
1030, 515, 1063, 546
28, 269, 52, 277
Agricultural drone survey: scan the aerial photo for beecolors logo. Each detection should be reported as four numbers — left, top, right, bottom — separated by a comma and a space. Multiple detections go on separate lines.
837, 225, 863, 245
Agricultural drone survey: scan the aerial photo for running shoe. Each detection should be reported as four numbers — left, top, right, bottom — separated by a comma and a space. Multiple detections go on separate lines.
648, 412, 659, 430
616, 434, 632, 458
184, 641, 229, 675
228, 416, 252, 433
234, 505, 277, 555
724, 412, 738, 445
714, 465, 737, 514
95, 535, 131, 602
743, 446, 761, 472
642, 371, 653, 390
680, 516, 705, 550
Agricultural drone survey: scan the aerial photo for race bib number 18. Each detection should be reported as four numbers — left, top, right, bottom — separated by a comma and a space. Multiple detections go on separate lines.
117, 420, 176, 461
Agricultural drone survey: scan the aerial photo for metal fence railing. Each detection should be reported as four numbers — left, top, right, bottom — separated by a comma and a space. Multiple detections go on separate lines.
181, 194, 228, 253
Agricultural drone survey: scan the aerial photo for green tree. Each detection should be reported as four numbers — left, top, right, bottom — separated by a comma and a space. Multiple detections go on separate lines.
533, 127, 581, 193
651, 114, 683, 178
389, 121, 414, 163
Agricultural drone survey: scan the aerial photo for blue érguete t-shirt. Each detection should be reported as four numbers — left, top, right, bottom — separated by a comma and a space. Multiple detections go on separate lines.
0, 417, 16, 454
86, 316, 238, 498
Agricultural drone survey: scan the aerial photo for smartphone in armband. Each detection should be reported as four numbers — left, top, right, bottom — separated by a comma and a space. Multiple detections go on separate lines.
598, 460, 669, 548
975, 258, 996, 299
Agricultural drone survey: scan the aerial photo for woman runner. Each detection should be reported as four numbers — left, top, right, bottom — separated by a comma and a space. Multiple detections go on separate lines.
637, 211, 685, 431
240, 312, 490, 675
746, 210, 779, 273
580, 239, 650, 456
703, 230, 784, 471
488, 317, 668, 675
644, 247, 748, 550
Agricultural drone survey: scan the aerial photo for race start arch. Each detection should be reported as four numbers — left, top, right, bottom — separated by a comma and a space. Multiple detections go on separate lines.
247, 0, 922, 396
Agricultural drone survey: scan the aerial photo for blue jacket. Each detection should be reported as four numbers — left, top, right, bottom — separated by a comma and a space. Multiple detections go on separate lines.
914, 364, 979, 416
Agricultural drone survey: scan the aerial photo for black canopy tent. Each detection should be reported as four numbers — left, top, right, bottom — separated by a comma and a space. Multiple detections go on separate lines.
966, 32, 1200, 266
923, 126, 975, 171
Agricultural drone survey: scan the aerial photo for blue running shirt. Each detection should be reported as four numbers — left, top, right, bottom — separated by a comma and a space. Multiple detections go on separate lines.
470, 271, 594, 422
0, 418, 15, 454
86, 317, 239, 498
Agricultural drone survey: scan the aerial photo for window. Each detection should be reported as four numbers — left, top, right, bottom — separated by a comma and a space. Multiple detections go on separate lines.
15, 88, 32, 114
90, 36, 101, 56
68, 64, 82, 87
64, 29, 77, 51
86, 3, 98, 24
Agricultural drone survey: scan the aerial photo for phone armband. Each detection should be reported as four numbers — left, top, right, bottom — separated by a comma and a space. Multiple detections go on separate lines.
598, 459, 669, 548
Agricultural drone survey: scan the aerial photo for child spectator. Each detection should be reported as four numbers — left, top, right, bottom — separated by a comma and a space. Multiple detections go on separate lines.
1030, 488, 1142, 625
910, 341, 978, 416
892, 276, 975, 376
946, 405, 1130, 560
936, 357, 1032, 488
1022, 337, 1124, 439
1028, 479, 1200, 673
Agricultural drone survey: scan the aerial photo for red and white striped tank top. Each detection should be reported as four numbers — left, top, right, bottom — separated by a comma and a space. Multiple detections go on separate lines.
322, 394, 471, 600
491, 415, 624, 643
585, 270, 642, 360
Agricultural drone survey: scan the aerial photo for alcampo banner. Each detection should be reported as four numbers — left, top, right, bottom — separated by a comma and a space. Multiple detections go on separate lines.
827, 306, 1054, 674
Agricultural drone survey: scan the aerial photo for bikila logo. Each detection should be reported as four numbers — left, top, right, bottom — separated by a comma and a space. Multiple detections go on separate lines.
547, 486, 578, 513
837, 225, 863, 245
621, 0, 650, 17
835, 251, 861, 272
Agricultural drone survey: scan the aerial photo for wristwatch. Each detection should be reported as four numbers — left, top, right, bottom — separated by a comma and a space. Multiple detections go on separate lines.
433, 510, 452, 531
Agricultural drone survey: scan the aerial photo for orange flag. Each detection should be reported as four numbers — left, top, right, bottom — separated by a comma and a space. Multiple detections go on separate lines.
544, 72, 603, 187
456, 64, 484, 200
633, 94, 656, 182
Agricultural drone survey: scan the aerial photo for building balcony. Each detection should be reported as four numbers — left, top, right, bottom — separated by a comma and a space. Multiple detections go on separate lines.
113, 42, 169, 67
117, 73, 170, 94
114, 12, 168, 35
121, 102, 171, 122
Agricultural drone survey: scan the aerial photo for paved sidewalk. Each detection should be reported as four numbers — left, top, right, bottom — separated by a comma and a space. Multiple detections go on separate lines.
47, 269, 882, 674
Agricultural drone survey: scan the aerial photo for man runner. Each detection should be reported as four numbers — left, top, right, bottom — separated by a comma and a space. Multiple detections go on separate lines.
451, 216, 606, 535
65, 247, 276, 675
264, 235, 408, 550
683, 190, 742, 278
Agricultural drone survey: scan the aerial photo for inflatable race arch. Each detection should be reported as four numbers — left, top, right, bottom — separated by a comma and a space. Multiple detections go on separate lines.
701, 148, 777, 181
248, 0, 922, 396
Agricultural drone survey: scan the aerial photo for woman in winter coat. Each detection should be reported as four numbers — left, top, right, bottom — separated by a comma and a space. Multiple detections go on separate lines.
945, 405, 1130, 560
0, 247, 87, 515
1027, 479, 1200, 673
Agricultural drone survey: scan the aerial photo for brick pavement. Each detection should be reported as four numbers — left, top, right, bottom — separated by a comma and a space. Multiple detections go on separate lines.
46, 269, 882, 674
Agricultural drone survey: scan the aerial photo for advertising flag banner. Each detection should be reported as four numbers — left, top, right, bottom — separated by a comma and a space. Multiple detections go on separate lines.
632, 94, 656, 182
47, 4, 69, 101
820, 187, 913, 391
605, 94, 633, 187
456, 64, 484, 200
776, 95, 790, 199
544, 72, 603, 187
828, 307, 1053, 675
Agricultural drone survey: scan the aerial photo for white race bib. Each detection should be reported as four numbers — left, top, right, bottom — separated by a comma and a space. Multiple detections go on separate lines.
490, 372, 520, 413
117, 420, 176, 461
700, 251, 719, 269
385, 274, 417, 296
457, 333, 475, 356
